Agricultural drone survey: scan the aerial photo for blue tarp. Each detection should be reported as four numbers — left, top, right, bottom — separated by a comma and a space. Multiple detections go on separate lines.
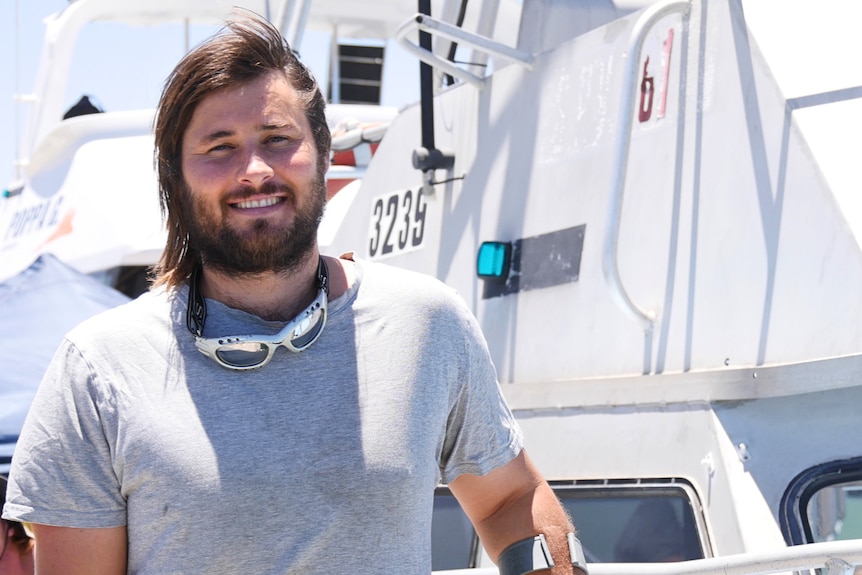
0, 254, 130, 439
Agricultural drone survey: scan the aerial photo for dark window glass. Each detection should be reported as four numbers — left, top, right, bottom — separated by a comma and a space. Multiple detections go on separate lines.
432, 487, 476, 570
430, 480, 708, 568
552, 483, 707, 563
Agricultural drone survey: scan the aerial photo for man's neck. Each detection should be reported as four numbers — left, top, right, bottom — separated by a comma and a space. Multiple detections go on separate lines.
199, 251, 322, 322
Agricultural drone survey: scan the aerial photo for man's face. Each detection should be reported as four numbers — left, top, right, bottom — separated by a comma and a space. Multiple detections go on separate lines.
180, 70, 328, 275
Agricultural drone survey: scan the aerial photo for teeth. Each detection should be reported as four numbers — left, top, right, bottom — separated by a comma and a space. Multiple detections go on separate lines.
236, 197, 281, 209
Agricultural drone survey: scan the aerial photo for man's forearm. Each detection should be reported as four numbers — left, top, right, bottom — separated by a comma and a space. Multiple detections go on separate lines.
450, 451, 588, 575
478, 481, 581, 575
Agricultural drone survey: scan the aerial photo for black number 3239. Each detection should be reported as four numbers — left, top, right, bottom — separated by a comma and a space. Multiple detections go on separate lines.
368, 188, 427, 258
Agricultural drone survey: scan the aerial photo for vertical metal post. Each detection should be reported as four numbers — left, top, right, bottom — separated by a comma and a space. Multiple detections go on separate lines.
329, 26, 340, 104
411, 1, 457, 190
13, 0, 21, 180
419, 0, 435, 151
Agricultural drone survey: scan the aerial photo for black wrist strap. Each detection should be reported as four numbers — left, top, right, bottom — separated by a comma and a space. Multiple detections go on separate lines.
498, 534, 554, 575
498, 533, 590, 575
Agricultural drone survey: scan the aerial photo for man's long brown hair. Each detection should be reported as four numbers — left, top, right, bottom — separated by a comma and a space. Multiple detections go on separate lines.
151, 12, 331, 289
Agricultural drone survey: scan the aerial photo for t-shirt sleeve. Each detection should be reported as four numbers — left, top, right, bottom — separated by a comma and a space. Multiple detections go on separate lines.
438, 298, 524, 484
3, 339, 127, 528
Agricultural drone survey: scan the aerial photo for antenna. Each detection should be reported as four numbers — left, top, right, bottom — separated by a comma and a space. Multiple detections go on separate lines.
412, 0, 455, 195
12, 0, 21, 181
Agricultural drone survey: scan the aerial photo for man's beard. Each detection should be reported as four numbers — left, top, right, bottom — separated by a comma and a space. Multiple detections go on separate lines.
183, 175, 327, 276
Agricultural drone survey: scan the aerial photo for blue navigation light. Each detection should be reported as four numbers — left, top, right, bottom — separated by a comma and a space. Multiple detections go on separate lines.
476, 241, 511, 280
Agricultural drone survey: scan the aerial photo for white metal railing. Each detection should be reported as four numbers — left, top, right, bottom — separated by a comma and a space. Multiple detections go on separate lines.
433, 539, 862, 575
601, 0, 692, 336
395, 13, 534, 87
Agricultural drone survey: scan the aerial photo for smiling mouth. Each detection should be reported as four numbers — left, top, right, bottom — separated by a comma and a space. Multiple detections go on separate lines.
234, 196, 284, 209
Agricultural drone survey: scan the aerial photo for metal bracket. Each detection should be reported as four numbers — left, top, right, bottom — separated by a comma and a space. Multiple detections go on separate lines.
395, 13, 534, 87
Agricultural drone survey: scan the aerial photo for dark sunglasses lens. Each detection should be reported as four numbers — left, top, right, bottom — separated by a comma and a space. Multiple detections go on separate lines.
290, 308, 325, 350
216, 342, 270, 368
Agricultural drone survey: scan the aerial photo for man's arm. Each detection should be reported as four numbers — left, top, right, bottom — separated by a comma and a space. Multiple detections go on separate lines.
449, 450, 583, 575
30, 524, 127, 575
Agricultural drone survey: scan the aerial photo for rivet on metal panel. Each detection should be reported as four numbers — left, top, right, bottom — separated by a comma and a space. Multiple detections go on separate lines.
701, 453, 715, 476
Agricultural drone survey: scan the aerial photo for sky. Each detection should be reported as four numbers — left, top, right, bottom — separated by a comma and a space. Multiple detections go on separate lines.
0, 0, 419, 192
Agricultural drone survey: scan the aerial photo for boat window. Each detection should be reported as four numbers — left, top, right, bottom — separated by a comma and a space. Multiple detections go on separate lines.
806, 481, 862, 542
781, 457, 862, 544
432, 486, 476, 570
432, 479, 708, 568
552, 481, 708, 563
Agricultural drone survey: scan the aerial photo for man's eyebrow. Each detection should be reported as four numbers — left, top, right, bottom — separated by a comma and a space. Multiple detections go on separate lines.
260, 122, 294, 131
196, 123, 295, 143
199, 130, 234, 143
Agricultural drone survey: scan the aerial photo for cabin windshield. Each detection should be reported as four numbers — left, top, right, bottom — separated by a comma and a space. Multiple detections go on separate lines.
552, 481, 708, 563
432, 479, 708, 570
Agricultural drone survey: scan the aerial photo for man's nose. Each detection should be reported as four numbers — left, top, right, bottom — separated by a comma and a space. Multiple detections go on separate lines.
238, 150, 274, 186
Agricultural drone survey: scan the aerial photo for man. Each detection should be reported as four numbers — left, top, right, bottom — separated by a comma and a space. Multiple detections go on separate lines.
3, 13, 585, 575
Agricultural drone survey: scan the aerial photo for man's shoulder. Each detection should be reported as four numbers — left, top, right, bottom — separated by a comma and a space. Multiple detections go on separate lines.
355, 256, 440, 285
352, 257, 471, 317
356, 258, 457, 297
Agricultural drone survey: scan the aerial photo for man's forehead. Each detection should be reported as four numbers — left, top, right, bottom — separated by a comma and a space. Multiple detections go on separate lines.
185, 76, 306, 135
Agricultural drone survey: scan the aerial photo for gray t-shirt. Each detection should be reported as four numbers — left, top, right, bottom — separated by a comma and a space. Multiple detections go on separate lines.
3, 257, 523, 574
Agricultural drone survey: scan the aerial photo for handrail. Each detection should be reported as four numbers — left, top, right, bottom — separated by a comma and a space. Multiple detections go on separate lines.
395, 13, 534, 88
27, 110, 154, 177
330, 123, 388, 152
601, 0, 692, 334
432, 539, 862, 575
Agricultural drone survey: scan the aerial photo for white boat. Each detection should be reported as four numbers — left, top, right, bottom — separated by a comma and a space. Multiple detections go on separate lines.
3, 0, 862, 573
